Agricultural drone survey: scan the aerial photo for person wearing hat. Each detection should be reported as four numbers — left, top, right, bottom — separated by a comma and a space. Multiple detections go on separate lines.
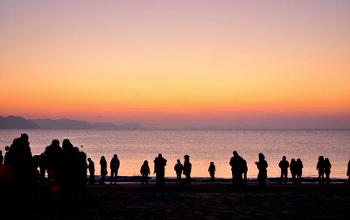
183, 155, 192, 185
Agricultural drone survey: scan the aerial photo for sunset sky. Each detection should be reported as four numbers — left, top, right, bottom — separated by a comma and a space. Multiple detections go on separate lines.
1, 0, 350, 128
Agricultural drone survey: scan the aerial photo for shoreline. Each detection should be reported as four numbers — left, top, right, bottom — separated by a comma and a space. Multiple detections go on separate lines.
84, 176, 349, 184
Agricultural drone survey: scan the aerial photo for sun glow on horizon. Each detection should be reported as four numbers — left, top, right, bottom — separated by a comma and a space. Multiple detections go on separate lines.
1, 0, 350, 128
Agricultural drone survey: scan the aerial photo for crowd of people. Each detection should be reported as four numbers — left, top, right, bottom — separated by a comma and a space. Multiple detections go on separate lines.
0, 134, 350, 195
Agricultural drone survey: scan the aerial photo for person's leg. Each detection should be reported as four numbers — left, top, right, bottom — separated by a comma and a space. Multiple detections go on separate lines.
280, 172, 283, 184
110, 171, 113, 184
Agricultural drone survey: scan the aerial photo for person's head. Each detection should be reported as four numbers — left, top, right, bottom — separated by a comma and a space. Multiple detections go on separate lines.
282, 156, 286, 160
233, 151, 238, 156
88, 158, 92, 162
210, 161, 214, 165
297, 158, 301, 162
52, 139, 59, 146
291, 158, 296, 163
158, 153, 162, 158
62, 139, 72, 150
325, 158, 329, 162
258, 153, 265, 161
184, 155, 190, 161
101, 156, 105, 161
114, 154, 118, 158
319, 156, 324, 161
144, 160, 148, 164
177, 159, 180, 163
5, 146, 9, 151
20, 133, 29, 141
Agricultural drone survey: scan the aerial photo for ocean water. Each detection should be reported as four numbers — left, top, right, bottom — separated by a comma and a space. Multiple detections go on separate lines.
0, 129, 349, 178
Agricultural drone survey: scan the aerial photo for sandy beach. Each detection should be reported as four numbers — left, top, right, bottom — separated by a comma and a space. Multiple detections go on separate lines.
1, 180, 350, 220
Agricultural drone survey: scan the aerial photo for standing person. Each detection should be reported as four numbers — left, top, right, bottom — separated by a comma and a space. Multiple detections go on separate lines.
9, 133, 34, 188
347, 160, 350, 183
324, 158, 331, 184
317, 156, 325, 184
154, 153, 167, 185
174, 159, 183, 184
296, 158, 303, 183
99, 156, 107, 184
0, 150, 3, 166
278, 156, 289, 184
38, 153, 48, 181
290, 159, 297, 184
255, 153, 268, 186
242, 158, 248, 185
87, 158, 95, 184
229, 151, 242, 185
110, 154, 120, 184
4, 146, 10, 165
0, 150, 3, 184
44, 139, 62, 182
140, 160, 150, 184
183, 155, 192, 185
208, 162, 216, 181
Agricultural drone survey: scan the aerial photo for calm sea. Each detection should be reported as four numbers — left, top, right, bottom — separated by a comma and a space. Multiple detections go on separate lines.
0, 129, 349, 178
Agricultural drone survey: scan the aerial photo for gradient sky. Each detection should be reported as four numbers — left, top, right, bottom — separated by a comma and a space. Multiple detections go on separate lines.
1, 0, 350, 128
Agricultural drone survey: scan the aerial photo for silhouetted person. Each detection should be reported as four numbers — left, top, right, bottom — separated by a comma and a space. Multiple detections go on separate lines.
278, 156, 289, 184
38, 153, 48, 181
317, 156, 325, 184
100, 156, 107, 184
183, 155, 192, 185
0, 150, 3, 165
242, 158, 248, 185
60, 139, 81, 197
296, 158, 303, 183
87, 158, 95, 184
347, 160, 350, 183
255, 153, 268, 186
32, 154, 41, 181
324, 158, 331, 184
154, 153, 167, 185
3, 133, 36, 219
174, 159, 183, 184
290, 159, 297, 184
8, 133, 35, 188
44, 139, 62, 183
229, 151, 243, 185
110, 154, 120, 184
79, 150, 88, 189
208, 162, 216, 181
4, 146, 10, 165
140, 160, 150, 184
0, 150, 3, 183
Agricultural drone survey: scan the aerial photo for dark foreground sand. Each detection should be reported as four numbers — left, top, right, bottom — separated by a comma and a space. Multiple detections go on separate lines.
1, 182, 350, 219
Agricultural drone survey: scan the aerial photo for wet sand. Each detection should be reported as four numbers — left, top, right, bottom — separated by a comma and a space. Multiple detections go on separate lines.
1, 181, 350, 219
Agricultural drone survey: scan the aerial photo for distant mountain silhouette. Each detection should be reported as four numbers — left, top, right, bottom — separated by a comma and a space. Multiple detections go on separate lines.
0, 115, 145, 130
32, 118, 144, 130
0, 116, 39, 129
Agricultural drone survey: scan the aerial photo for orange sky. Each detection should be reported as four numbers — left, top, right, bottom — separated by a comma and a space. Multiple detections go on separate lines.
1, 0, 350, 128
